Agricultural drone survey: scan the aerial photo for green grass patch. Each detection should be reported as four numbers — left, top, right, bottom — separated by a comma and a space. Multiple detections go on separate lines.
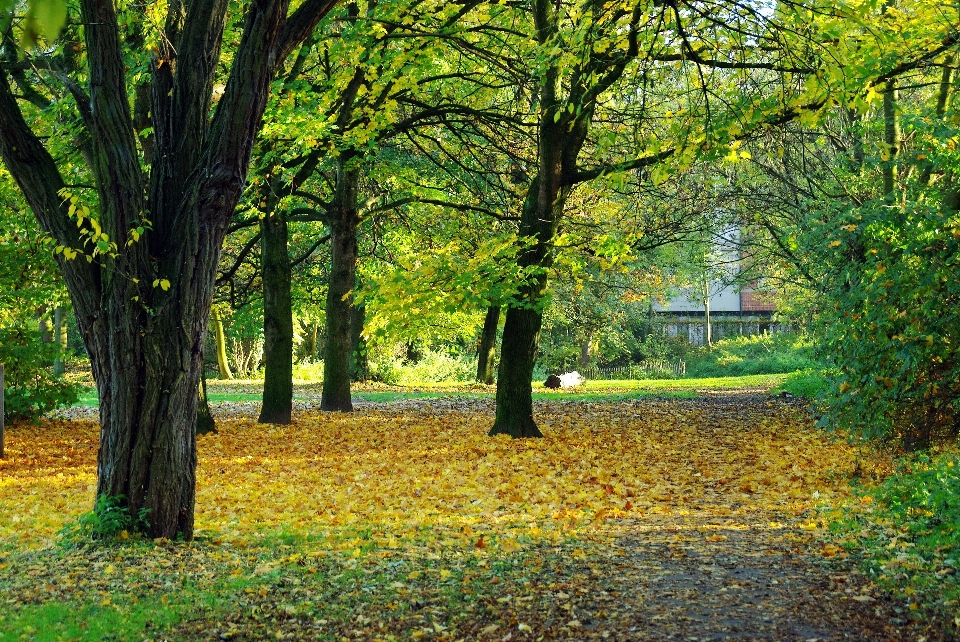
0, 597, 184, 642
773, 369, 830, 399
72, 374, 788, 410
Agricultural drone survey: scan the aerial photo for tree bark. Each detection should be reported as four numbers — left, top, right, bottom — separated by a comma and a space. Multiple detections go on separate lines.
258, 212, 293, 424
321, 158, 360, 411
476, 305, 500, 384
0, 0, 337, 538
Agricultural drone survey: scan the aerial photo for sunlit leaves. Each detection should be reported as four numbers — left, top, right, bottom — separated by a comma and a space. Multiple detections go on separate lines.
0, 400, 863, 554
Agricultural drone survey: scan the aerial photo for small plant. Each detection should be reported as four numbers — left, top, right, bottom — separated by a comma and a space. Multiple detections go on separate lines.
61, 494, 151, 542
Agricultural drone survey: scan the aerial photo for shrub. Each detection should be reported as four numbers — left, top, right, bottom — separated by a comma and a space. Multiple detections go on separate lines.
368, 347, 475, 384
0, 324, 80, 422
61, 494, 151, 542
685, 332, 820, 378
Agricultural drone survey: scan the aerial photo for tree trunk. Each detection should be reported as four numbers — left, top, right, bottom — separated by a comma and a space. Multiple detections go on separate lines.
476, 305, 500, 384
350, 303, 367, 382
211, 307, 234, 379
0, 0, 338, 538
53, 306, 67, 376
309, 322, 319, 361
196, 368, 217, 435
578, 327, 593, 370
491, 304, 544, 438
321, 160, 360, 412
258, 212, 293, 424
882, 79, 899, 196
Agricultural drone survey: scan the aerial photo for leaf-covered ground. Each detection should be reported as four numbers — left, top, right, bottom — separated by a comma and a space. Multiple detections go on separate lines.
0, 392, 935, 640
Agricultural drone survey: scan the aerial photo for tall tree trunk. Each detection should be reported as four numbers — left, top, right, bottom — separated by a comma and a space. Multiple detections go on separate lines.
321, 159, 360, 412
0, 0, 338, 538
53, 306, 67, 377
476, 305, 500, 384
211, 307, 234, 379
350, 303, 367, 382
259, 212, 293, 424
882, 79, 899, 197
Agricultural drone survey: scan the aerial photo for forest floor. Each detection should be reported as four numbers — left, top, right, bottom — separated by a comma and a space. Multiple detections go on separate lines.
0, 389, 942, 640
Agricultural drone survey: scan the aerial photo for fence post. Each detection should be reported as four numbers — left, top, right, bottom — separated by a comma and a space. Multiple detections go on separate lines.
1, 363, 5, 459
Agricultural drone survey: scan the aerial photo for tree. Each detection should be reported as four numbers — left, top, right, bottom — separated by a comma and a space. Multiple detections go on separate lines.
0, 0, 339, 537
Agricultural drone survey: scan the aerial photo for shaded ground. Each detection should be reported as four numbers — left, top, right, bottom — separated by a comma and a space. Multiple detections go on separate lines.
0, 391, 935, 640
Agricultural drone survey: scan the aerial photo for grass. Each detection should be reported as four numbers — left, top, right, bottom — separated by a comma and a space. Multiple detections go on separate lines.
70, 373, 791, 410
773, 369, 830, 400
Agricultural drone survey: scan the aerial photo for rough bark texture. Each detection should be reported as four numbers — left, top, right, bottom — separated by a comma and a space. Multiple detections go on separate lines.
259, 213, 293, 424
0, 0, 338, 538
321, 159, 360, 412
476, 305, 500, 384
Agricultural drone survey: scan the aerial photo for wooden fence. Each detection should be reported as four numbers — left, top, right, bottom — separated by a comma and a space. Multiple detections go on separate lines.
580, 359, 686, 380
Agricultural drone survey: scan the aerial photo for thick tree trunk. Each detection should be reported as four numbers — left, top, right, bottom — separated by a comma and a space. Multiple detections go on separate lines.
211, 307, 234, 379
321, 161, 360, 412
476, 305, 500, 384
491, 304, 544, 437
0, 0, 337, 538
259, 212, 293, 424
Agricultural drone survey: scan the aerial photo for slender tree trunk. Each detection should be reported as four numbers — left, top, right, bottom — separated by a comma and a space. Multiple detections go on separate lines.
53, 306, 67, 376
350, 303, 367, 382
309, 322, 319, 361
211, 307, 233, 379
578, 327, 593, 370
321, 159, 359, 412
476, 305, 500, 384
704, 279, 712, 348
196, 368, 217, 435
882, 79, 899, 197
259, 212, 293, 424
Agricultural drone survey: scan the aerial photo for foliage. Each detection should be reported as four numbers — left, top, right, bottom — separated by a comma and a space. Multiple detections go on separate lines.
60, 494, 151, 542
0, 323, 79, 421
367, 347, 476, 385
828, 452, 960, 634
686, 333, 821, 378
775, 369, 831, 401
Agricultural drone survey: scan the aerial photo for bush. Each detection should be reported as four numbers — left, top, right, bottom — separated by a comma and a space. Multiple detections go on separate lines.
0, 324, 80, 422
61, 494, 151, 542
829, 453, 960, 632
776, 368, 830, 400
685, 332, 820, 378
368, 347, 475, 385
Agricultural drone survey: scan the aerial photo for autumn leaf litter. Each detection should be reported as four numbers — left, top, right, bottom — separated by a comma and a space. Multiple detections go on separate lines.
0, 393, 921, 639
